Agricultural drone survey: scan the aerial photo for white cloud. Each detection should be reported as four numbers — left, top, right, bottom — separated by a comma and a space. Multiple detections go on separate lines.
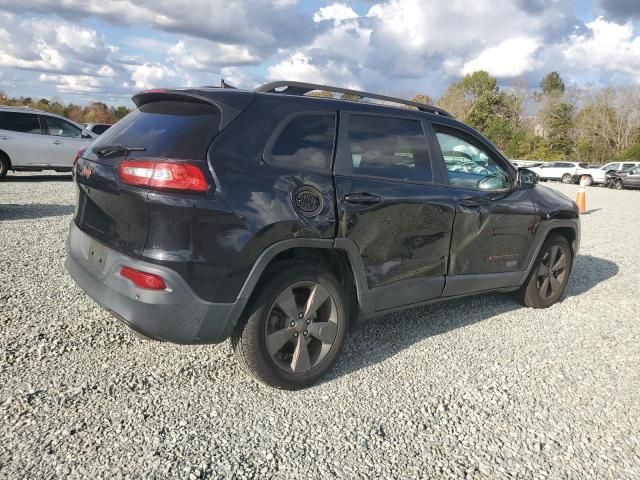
126, 63, 178, 90
561, 17, 640, 78
462, 37, 542, 77
39, 73, 102, 92
168, 39, 259, 70
313, 3, 359, 24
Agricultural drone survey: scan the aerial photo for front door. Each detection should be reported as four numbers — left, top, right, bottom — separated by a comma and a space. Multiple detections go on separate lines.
625, 167, 640, 187
334, 112, 456, 312
42, 115, 89, 168
429, 124, 540, 296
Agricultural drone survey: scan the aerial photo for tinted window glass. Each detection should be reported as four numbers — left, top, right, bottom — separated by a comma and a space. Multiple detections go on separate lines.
270, 114, 335, 170
0, 112, 41, 134
347, 115, 431, 182
89, 101, 221, 160
435, 130, 510, 191
45, 116, 82, 137
92, 124, 111, 135
622, 163, 636, 170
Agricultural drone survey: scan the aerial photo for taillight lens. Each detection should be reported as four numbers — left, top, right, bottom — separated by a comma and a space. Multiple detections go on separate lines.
119, 160, 208, 192
120, 266, 166, 290
73, 148, 85, 166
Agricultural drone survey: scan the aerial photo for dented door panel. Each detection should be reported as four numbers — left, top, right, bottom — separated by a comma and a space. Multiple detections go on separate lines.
447, 188, 540, 275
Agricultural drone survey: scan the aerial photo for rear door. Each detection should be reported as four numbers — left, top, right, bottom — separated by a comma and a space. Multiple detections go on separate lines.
0, 111, 50, 167
43, 115, 92, 168
334, 111, 456, 312
429, 123, 539, 296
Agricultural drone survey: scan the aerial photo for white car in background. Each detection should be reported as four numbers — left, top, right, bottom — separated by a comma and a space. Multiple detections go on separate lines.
0, 106, 97, 178
572, 161, 640, 186
528, 161, 589, 184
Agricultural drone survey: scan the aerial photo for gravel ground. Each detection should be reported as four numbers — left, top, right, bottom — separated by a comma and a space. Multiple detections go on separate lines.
1, 171, 639, 479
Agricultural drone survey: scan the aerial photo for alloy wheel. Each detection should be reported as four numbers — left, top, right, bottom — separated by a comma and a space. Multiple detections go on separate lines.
536, 245, 567, 300
265, 281, 339, 374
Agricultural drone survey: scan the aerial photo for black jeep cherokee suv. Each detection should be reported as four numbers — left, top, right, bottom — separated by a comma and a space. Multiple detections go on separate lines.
66, 81, 580, 389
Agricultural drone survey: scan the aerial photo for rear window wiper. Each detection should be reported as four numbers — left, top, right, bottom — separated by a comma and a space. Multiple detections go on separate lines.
93, 144, 146, 157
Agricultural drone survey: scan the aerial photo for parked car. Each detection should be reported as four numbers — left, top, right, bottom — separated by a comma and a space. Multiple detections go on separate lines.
0, 106, 97, 178
65, 81, 580, 389
605, 166, 640, 190
83, 123, 112, 135
572, 161, 640, 186
528, 161, 588, 183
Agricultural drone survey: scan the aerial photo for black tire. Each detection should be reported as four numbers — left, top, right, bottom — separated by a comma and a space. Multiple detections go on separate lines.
561, 173, 572, 184
614, 180, 623, 190
231, 261, 350, 390
514, 234, 573, 309
0, 155, 8, 178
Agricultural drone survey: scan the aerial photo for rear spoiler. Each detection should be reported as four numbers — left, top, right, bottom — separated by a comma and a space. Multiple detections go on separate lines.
132, 88, 255, 130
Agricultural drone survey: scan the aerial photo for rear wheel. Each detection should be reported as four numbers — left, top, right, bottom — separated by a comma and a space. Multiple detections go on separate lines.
582, 175, 593, 186
515, 234, 572, 309
561, 173, 572, 184
231, 261, 350, 390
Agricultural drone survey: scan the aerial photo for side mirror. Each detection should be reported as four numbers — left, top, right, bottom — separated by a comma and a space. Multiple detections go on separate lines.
518, 168, 538, 187
81, 130, 92, 139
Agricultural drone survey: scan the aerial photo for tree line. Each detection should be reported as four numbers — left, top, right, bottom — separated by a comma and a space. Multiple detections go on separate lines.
3, 71, 639, 164
0, 91, 130, 125
431, 71, 640, 164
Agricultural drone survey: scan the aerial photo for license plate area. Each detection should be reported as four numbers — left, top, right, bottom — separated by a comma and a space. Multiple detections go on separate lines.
87, 239, 108, 273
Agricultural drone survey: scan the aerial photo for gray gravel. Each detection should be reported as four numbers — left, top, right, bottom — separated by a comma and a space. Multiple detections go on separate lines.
1, 171, 639, 479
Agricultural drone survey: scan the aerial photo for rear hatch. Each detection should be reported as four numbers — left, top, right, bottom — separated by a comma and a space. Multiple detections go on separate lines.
73, 89, 252, 258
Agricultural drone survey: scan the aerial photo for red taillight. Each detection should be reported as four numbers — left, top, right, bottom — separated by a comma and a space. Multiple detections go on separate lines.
118, 160, 208, 192
73, 148, 85, 166
120, 266, 166, 290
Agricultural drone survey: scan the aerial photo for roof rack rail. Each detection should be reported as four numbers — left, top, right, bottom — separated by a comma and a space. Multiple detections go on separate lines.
255, 81, 453, 118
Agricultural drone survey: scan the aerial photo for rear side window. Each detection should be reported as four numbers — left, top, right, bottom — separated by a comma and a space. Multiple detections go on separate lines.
92, 124, 111, 135
89, 100, 220, 160
0, 112, 41, 134
347, 115, 431, 182
269, 114, 336, 170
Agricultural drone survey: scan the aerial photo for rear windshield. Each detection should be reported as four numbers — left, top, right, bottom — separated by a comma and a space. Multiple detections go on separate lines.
87, 100, 220, 160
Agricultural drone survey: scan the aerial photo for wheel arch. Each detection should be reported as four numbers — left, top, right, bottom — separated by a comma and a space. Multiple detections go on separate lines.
519, 221, 580, 285
236, 238, 373, 316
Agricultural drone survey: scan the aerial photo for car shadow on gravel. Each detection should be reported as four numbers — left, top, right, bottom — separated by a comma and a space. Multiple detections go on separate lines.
3, 174, 72, 182
329, 255, 618, 381
0, 203, 74, 220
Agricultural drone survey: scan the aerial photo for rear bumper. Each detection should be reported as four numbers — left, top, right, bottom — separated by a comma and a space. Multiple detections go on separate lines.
65, 221, 247, 344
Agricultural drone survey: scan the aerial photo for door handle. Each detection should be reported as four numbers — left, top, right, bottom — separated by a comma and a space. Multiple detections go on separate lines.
458, 198, 481, 208
0, 135, 8, 140
344, 193, 382, 205
52, 139, 62, 145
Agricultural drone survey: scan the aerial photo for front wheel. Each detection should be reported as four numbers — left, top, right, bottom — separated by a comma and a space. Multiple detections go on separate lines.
0, 156, 8, 178
561, 173, 572, 184
231, 261, 350, 390
614, 180, 624, 190
514, 234, 573, 309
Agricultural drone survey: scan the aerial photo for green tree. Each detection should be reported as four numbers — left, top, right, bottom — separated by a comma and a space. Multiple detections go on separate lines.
540, 72, 565, 97
459, 70, 497, 98
411, 94, 433, 106
542, 101, 575, 156
340, 93, 362, 102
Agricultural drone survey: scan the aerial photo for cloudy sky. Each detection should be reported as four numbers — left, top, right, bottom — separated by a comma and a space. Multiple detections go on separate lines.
0, 0, 639, 106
